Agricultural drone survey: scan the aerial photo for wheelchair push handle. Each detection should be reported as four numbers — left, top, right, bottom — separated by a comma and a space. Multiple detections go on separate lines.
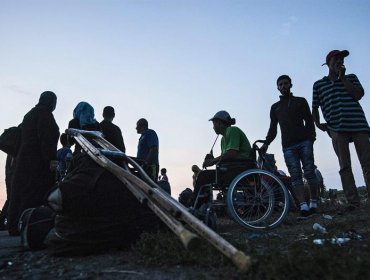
252, 140, 266, 151
252, 140, 268, 164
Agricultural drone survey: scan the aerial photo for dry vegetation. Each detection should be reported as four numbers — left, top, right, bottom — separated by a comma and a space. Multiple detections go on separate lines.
1, 191, 369, 279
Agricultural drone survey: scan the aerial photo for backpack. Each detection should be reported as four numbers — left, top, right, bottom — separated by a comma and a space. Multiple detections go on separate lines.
19, 206, 55, 250
0, 126, 21, 156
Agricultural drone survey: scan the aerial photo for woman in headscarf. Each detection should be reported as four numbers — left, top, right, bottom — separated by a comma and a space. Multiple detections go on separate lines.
8, 91, 60, 235
68, 102, 101, 154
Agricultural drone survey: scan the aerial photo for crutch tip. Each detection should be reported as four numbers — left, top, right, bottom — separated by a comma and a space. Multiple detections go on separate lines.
232, 251, 251, 273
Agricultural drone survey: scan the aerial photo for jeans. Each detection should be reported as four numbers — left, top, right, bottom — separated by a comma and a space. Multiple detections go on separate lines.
331, 131, 370, 204
283, 140, 318, 188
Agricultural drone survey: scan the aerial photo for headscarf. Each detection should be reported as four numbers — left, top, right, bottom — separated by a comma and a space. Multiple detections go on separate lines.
73, 102, 96, 128
36, 91, 57, 112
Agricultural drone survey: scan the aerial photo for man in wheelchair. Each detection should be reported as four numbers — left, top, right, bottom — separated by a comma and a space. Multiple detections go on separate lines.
193, 110, 254, 209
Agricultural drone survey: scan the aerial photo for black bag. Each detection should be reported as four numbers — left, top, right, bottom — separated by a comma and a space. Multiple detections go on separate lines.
0, 126, 21, 156
19, 206, 55, 250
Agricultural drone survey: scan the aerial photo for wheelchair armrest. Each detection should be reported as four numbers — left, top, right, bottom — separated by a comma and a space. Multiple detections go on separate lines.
217, 160, 256, 172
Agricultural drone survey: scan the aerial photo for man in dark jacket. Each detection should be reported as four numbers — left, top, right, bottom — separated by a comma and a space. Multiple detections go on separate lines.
100, 106, 126, 153
261, 75, 319, 218
8, 91, 60, 235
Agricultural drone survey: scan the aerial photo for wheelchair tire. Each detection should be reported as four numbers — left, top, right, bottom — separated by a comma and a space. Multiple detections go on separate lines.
226, 169, 289, 231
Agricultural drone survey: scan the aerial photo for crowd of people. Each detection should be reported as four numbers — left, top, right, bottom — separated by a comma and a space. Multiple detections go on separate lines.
0, 48, 369, 252
188, 49, 370, 219
0, 95, 168, 243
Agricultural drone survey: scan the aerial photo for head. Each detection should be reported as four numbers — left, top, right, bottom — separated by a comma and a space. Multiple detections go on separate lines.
103, 106, 115, 122
209, 110, 236, 135
73, 102, 96, 128
59, 133, 70, 147
136, 118, 148, 134
160, 168, 167, 175
323, 50, 349, 73
276, 75, 292, 96
36, 91, 57, 112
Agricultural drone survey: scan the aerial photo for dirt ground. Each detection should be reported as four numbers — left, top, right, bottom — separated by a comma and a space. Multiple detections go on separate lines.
0, 200, 369, 280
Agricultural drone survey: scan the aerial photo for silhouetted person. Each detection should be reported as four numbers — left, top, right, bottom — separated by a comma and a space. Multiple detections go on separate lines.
158, 168, 168, 182
312, 50, 370, 210
261, 75, 318, 218
0, 155, 16, 230
8, 91, 60, 235
56, 133, 72, 181
100, 106, 126, 153
158, 168, 171, 195
136, 118, 159, 181
68, 102, 101, 155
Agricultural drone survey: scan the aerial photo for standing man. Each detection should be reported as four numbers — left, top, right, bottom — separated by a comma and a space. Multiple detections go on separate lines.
261, 75, 319, 218
312, 50, 370, 210
100, 106, 126, 153
136, 118, 159, 181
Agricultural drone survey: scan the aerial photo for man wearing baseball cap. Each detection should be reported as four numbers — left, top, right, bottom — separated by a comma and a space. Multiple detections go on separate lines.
312, 50, 370, 211
192, 111, 253, 209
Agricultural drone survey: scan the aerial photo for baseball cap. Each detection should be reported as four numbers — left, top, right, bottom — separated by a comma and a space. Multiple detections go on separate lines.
209, 110, 235, 124
322, 50, 349, 66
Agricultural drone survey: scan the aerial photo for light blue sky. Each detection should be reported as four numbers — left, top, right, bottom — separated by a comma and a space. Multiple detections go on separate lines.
1, 0, 370, 205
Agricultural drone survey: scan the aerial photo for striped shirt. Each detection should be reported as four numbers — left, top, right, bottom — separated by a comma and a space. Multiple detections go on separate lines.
312, 74, 370, 133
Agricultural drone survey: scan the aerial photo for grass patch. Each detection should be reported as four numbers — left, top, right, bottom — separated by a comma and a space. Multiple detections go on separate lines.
132, 230, 229, 267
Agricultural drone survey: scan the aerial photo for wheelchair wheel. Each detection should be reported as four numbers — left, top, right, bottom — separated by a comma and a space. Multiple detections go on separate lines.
226, 169, 289, 230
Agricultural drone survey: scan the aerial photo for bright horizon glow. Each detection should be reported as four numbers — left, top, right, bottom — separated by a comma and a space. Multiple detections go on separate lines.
1, 0, 370, 207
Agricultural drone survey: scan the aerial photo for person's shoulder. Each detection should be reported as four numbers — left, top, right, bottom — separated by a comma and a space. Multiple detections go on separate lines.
293, 96, 308, 103
68, 118, 79, 128
313, 76, 328, 87
148, 128, 158, 136
229, 126, 245, 135
346, 73, 359, 80
271, 99, 281, 108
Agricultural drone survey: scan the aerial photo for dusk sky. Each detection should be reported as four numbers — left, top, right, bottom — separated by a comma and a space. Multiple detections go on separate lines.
1, 0, 370, 206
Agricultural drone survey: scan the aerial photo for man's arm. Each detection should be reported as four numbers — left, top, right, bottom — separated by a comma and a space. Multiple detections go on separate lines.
339, 70, 364, 101
203, 149, 239, 168
146, 146, 158, 165
302, 99, 316, 141
261, 106, 278, 153
312, 107, 327, 132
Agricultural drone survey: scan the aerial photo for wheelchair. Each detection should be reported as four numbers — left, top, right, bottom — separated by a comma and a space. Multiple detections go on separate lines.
192, 141, 290, 231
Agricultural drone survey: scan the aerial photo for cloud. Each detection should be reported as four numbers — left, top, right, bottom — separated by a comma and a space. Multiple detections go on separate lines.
0, 76, 34, 96
280, 16, 298, 36
3, 84, 33, 96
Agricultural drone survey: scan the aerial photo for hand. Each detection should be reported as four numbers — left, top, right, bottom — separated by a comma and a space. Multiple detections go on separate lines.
338, 65, 346, 80
260, 144, 268, 154
203, 153, 215, 168
204, 153, 214, 161
316, 123, 327, 132
202, 159, 212, 169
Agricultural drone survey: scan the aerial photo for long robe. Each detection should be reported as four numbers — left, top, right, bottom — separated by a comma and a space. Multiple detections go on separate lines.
8, 97, 59, 233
